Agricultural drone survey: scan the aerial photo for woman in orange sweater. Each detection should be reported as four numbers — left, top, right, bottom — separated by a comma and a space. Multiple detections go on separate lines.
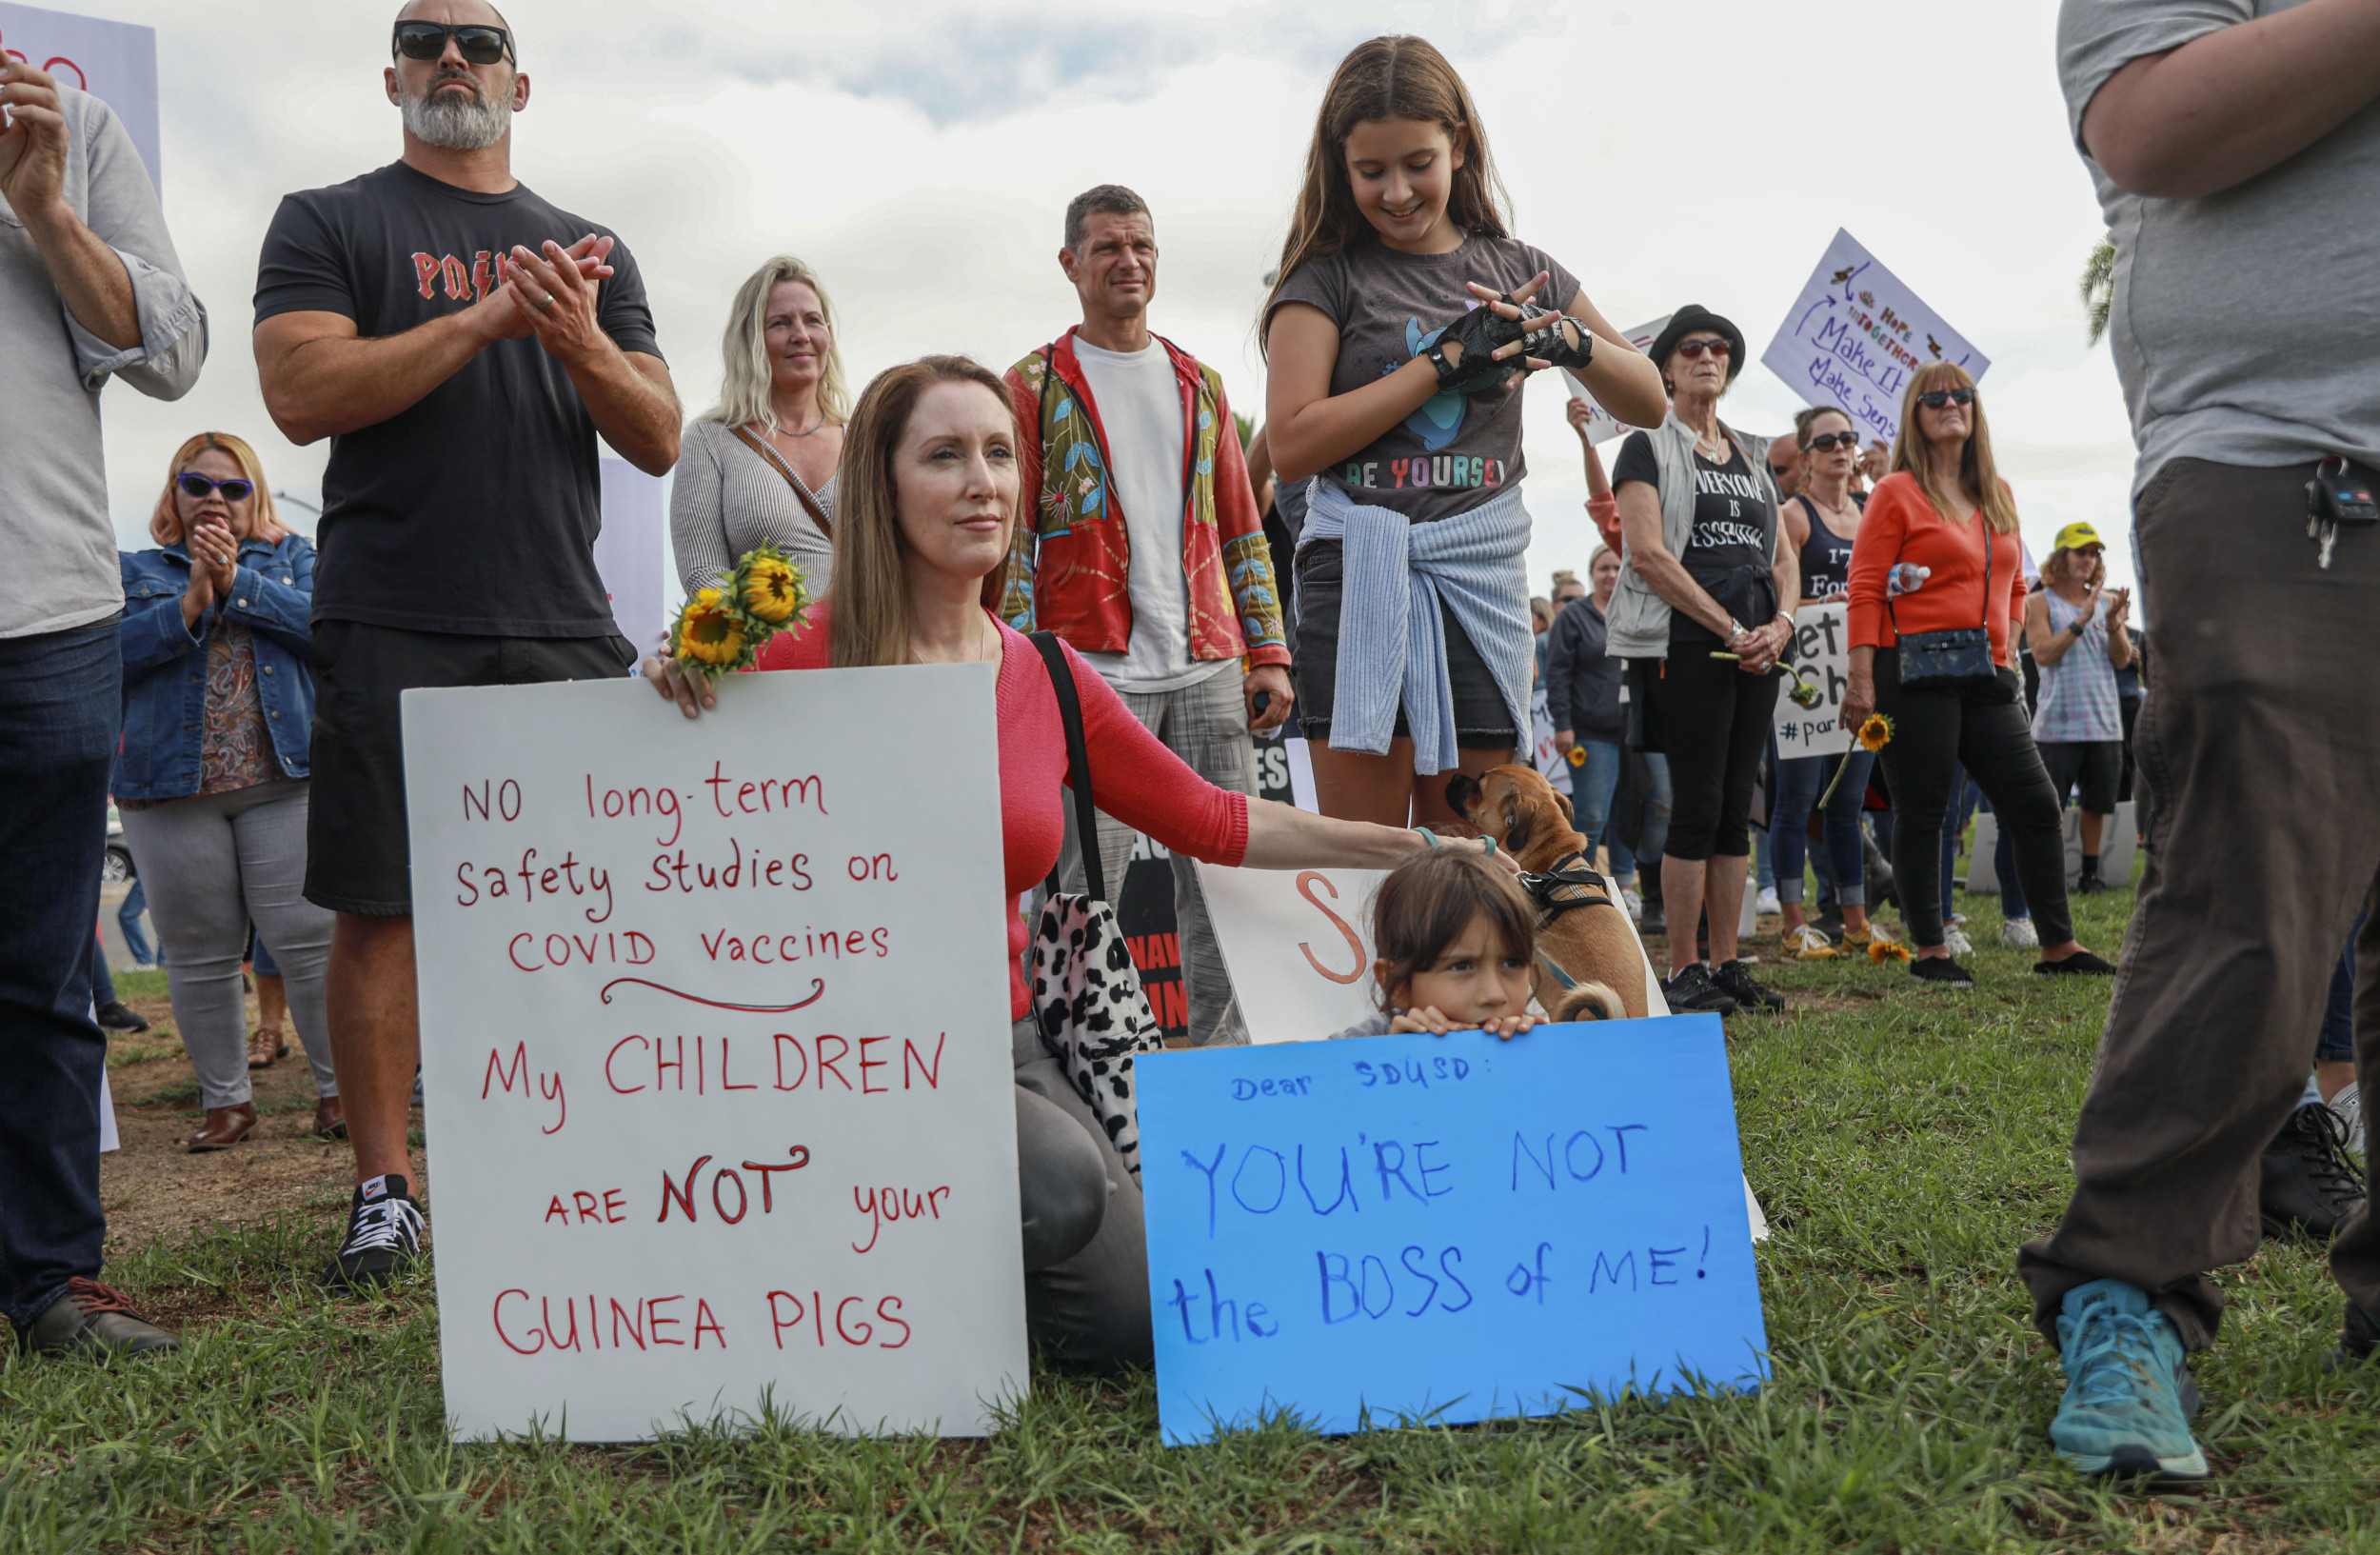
1841, 365, 2113, 986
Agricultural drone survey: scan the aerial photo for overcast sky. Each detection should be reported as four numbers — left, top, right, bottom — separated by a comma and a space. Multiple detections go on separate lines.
68, 0, 2135, 596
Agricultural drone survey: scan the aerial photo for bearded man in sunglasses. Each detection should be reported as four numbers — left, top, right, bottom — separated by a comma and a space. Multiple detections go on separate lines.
253, 0, 680, 1292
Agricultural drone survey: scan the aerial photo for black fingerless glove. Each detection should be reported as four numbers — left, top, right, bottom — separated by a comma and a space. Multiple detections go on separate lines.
1513, 303, 1595, 373
1425, 304, 1525, 395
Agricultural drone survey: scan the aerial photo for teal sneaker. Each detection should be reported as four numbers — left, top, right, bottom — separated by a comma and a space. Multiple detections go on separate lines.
2050, 1279, 2210, 1480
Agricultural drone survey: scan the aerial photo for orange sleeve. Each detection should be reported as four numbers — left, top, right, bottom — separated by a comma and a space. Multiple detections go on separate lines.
1586, 491, 1621, 551
1846, 480, 1908, 650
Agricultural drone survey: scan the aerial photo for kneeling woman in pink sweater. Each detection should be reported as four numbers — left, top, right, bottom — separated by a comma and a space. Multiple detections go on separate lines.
646, 355, 1485, 1372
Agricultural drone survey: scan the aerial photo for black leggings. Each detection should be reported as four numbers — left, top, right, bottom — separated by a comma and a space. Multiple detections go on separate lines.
1872, 649, 2073, 949
1634, 648, 1780, 861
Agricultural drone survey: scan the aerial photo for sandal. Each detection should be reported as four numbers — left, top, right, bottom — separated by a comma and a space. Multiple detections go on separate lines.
247, 1025, 288, 1069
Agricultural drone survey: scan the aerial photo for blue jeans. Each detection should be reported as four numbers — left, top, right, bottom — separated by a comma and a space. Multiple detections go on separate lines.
117, 876, 155, 966
2317, 910, 2366, 1066
1965, 786, 2030, 920
0, 620, 120, 1329
1604, 751, 1671, 884
1773, 749, 1874, 908
1567, 740, 1621, 861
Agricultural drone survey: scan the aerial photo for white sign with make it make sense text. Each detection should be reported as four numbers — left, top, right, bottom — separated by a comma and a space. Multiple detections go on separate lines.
1775, 602, 1853, 759
403, 667, 1025, 1443
1760, 229, 1988, 449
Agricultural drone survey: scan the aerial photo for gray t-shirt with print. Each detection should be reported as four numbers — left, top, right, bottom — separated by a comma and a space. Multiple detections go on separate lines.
1268, 232, 1580, 525
2058, 0, 2380, 490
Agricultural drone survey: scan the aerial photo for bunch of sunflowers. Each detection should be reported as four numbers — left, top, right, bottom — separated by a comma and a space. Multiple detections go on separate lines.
668, 544, 811, 679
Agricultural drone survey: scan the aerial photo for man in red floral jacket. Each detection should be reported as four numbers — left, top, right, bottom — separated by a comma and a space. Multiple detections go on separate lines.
989, 185, 1290, 1048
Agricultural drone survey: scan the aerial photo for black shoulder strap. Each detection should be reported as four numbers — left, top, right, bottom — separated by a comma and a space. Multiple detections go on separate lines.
1029, 629, 1104, 902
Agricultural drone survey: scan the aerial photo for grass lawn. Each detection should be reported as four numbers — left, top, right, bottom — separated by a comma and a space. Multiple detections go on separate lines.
9, 860, 2379, 1552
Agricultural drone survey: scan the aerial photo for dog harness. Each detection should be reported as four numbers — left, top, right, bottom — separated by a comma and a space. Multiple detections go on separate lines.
1517, 848, 1621, 992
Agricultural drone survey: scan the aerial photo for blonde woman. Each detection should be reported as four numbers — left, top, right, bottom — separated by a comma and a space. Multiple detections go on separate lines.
115, 434, 342, 1147
670, 257, 848, 598
1841, 367, 2112, 987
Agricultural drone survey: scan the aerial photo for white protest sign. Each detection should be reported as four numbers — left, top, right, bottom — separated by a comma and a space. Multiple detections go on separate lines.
403, 668, 1026, 1442
1760, 230, 1988, 448
0, 2, 160, 191
1775, 602, 1853, 758
1562, 315, 1669, 446
1196, 863, 1669, 1045
596, 457, 667, 655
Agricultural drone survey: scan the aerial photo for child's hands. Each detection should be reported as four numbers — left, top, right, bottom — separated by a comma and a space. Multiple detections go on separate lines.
1388, 1008, 1539, 1040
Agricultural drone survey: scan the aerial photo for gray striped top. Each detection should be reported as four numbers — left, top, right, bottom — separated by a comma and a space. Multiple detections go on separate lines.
668, 419, 836, 598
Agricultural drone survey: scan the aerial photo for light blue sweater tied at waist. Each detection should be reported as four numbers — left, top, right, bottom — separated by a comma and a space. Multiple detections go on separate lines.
1299, 478, 1535, 776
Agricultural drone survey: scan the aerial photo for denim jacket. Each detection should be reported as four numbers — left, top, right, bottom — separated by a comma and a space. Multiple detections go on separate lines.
116, 532, 316, 799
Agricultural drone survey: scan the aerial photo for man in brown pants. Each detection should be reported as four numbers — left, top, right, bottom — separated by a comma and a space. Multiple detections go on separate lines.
2034, 0, 2380, 1481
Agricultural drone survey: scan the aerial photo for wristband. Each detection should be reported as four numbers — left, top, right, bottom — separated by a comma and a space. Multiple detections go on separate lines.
1773, 610, 1794, 628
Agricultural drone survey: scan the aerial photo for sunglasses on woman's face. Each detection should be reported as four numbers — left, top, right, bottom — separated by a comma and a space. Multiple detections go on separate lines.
1805, 431, 1860, 452
178, 474, 254, 502
1674, 337, 1731, 360
1916, 388, 1976, 409
393, 21, 513, 65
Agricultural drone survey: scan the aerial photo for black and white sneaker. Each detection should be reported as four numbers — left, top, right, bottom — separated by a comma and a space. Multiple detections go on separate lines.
324, 1174, 426, 1290
1660, 963, 1738, 1016
1713, 959, 1785, 1012
1909, 956, 1975, 987
2260, 1106, 2366, 1240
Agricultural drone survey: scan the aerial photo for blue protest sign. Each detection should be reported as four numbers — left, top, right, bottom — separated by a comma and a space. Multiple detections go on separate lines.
1137, 1016, 1767, 1445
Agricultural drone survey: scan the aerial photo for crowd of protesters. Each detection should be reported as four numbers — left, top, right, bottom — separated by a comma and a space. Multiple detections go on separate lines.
3, 0, 2374, 1500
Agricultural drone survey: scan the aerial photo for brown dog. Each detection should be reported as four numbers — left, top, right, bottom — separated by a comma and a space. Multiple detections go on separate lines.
1444, 765, 1649, 1022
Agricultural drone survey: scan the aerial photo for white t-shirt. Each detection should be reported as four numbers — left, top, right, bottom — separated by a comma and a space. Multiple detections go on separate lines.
1069, 336, 1227, 692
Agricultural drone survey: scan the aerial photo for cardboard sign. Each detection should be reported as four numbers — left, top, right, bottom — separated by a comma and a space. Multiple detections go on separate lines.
1528, 683, 1573, 795
1759, 230, 1988, 448
402, 667, 1026, 1442
0, 2, 160, 191
596, 458, 667, 656
1136, 1015, 1769, 1444
1775, 602, 1853, 758
1562, 316, 1670, 446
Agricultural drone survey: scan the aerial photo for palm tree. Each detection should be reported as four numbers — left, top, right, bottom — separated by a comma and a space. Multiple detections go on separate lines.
2082, 234, 2115, 345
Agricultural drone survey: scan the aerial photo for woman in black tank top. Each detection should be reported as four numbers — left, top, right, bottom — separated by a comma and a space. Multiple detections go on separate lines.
1773, 408, 1887, 958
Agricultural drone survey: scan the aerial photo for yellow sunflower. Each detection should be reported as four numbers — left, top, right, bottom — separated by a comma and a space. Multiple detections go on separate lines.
674, 588, 749, 671
734, 548, 808, 628
1856, 713, 1895, 753
1566, 744, 1588, 768
1868, 937, 1913, 964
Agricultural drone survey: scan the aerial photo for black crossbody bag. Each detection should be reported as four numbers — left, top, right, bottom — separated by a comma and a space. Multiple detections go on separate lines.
1892, 515, 1996, 692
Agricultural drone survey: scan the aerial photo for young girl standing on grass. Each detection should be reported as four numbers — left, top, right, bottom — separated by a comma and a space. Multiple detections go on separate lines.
1263, 35, 1667, 829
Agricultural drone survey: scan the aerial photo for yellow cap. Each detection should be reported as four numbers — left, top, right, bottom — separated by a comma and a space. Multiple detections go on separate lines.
2054, 521, 2105, 552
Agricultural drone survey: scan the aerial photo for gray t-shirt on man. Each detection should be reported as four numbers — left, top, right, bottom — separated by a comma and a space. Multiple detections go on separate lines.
2058, 0, 2380, 491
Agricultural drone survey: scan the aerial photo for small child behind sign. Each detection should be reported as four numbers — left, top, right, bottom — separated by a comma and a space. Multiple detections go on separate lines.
1324, 850, 1545, 1042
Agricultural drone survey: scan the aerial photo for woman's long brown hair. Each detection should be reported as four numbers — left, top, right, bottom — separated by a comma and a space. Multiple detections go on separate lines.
827, 355, 1017, 668
1887, 362, 2019, 534
1260, 35, 1512, 353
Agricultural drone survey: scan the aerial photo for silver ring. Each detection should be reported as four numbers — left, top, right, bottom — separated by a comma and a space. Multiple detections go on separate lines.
532, 294, 556, 312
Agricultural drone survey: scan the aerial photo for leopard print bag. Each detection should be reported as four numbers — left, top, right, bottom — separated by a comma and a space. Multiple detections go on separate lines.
1022, 632, 1164, 1182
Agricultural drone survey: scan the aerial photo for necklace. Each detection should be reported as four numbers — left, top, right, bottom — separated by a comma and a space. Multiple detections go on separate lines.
910, 613, 1001, 666
771, 411, 831, 440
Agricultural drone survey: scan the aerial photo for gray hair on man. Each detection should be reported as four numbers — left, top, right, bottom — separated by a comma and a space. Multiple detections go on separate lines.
1063, 184, 1152, 251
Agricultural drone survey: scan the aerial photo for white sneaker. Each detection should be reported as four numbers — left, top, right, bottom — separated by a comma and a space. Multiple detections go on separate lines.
1943, 925, 1974, 956
2332, 1082, 2367, 1158
2001, 917, 2039, 948
1756, 887, 1781, 916
1622, 887, 1642, 923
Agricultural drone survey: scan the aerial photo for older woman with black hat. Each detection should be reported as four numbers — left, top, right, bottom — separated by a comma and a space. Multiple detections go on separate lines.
1603, 306, 1797, 1016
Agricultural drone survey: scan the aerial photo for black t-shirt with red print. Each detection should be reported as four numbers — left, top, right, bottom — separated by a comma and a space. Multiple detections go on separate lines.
256, 161, 663, 636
